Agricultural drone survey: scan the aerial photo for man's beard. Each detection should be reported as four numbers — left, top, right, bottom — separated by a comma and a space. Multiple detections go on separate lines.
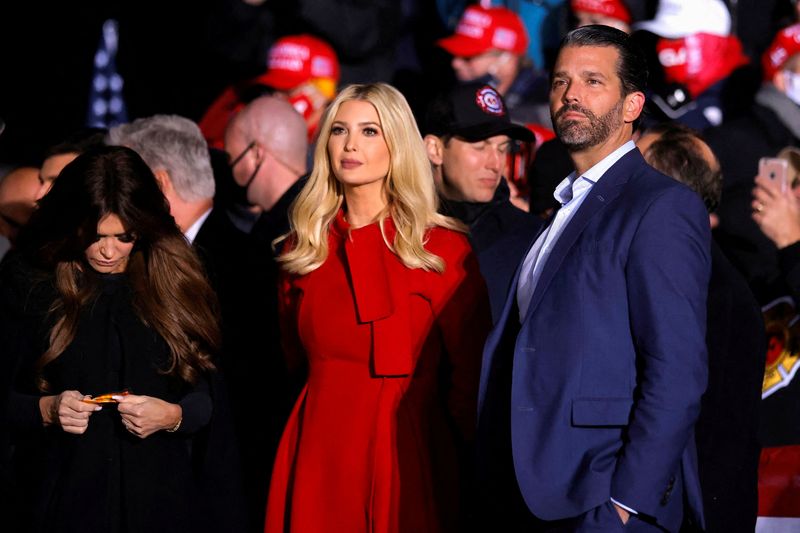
553, 99, 624, 152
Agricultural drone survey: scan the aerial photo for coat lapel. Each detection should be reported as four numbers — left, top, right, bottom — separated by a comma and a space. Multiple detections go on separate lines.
493, 210, 555, 331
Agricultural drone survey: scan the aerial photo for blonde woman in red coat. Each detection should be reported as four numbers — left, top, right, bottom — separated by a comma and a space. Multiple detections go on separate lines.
264, 83, 492, 533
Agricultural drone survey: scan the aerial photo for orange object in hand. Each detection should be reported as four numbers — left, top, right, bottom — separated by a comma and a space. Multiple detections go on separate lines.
82, 389, 130, 404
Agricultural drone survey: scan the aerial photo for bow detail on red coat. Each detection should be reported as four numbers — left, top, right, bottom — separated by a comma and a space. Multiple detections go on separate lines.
336, 211, 414, 377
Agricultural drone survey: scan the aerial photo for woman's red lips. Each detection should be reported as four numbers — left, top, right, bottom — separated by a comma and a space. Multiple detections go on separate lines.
341, 159, 362, 169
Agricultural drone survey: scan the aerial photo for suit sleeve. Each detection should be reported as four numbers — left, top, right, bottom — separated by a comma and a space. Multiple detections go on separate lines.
610, 186, 711, 518
430, 232, 493, 441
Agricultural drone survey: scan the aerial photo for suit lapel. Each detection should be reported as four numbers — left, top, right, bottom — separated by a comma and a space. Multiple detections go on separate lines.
522, 149, 642, 322
495, 210, 556, 327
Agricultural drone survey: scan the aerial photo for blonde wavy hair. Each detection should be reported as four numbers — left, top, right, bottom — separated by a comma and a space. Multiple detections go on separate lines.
278, 83, 464, 275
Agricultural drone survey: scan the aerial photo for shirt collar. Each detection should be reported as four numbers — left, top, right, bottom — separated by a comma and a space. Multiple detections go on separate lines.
552, 140, 636, 206
184, 207, 213, 244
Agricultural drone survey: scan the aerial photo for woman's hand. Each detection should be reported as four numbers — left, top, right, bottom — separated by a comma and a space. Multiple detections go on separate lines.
752, 174, 800, 248
115, 394, 181, 439
39, 391, 101, 434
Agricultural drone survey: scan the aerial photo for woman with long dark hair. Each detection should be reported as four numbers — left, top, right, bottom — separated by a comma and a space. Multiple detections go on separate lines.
2, 145, 234, 532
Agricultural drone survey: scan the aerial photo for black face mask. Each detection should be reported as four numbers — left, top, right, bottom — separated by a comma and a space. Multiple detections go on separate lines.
229, 141, 261, 208
230, 163, 262, 207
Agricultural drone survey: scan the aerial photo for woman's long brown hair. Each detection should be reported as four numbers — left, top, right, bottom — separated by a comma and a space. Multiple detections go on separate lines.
20, 146, 219, 391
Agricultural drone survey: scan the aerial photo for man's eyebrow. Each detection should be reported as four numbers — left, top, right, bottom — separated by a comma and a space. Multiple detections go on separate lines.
552, 70, 609, 79
581, 70, 608, 79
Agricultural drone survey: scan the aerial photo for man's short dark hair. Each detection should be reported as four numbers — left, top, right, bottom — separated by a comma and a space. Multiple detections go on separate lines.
642, 122, 722, 213
44, 127, 108, 160
558, 24, 648, 97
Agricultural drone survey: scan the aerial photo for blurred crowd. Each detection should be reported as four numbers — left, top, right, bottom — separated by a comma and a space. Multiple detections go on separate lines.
2, 0, 800, 532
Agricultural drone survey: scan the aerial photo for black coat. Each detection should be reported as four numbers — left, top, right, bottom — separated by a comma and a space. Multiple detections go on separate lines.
194, 179, 304, 532
440, 181, 542, 323
193, 207, 285, 533
1, 257, 247, 533
705, 103, 800, 303
693, 242, 766, 533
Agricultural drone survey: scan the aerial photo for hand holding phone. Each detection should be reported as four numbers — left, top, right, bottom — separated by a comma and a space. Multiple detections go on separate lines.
759, 157, 790, 193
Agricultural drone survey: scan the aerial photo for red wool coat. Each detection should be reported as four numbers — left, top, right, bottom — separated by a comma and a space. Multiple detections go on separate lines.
265, 211, 491, 533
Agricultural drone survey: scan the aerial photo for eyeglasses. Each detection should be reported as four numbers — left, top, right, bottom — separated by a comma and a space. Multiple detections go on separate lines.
229, 141, 256, 169
228, 140, 302, 179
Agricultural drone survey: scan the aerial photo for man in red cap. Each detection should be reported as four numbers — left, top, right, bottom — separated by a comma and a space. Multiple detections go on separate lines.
199, 34, 339, 148
570, 0, 632, 33
704, 22, 800, 305
437, 4, 551, 127
633, 0, 749, 130
254, 35, 339, 137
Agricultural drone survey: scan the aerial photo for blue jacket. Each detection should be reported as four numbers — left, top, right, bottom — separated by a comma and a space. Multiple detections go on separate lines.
477, 148, 710, 532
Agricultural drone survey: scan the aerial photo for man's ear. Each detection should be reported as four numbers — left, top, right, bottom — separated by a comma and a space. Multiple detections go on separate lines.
623, 91, 646, 124
424, 135, 444, 166
774, 70, 788, 93
252, 141, 266, 167
153, 169, 174, 195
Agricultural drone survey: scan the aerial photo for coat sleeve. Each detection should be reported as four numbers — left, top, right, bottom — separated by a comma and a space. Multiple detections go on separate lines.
277, 268, 307, 376
610, 186, 711, 519
429, 231, 493, 441
1, 256, 55, 434
175, 376, 213, 434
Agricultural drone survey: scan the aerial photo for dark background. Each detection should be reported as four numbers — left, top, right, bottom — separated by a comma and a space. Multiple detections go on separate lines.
0, 0, 456, 168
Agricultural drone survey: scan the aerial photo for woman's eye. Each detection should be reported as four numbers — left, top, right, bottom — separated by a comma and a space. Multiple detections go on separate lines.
118, 233, 135, 243
363, 127, 379, 136
331, 126, 346, 135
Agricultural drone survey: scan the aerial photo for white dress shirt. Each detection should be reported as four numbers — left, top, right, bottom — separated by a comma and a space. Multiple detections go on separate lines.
516, 140, 635, 321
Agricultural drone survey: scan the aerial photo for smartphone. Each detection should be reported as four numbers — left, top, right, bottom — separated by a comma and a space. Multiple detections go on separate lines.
759, 157, 790, 192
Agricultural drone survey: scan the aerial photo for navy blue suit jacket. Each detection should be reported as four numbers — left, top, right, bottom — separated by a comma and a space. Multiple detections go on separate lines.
477, 149, 711, 532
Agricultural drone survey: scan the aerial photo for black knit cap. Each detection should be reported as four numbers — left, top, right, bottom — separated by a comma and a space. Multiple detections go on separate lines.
424, 82, 534, 142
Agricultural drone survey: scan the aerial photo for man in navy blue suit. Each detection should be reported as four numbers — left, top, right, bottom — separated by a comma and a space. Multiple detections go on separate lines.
476, 25, 710, 532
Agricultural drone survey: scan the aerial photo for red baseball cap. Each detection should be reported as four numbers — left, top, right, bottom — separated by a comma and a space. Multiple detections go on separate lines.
763, 24, 800, 81
255, 34, 340, 91
657, 33, 749, 97
570, 0, 631, 24
437, 6, 529, 57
